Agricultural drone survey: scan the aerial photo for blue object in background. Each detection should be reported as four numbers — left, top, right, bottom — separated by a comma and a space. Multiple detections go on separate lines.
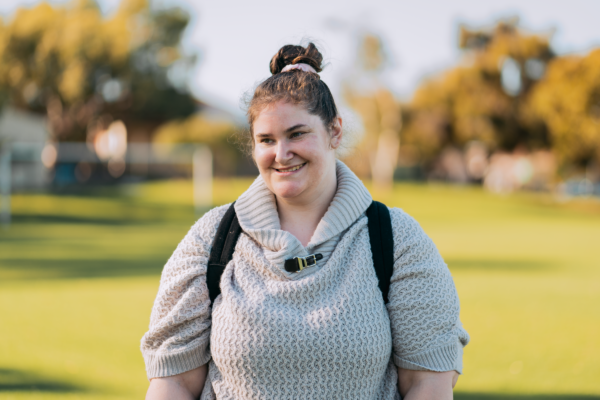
54, 163, 77, 185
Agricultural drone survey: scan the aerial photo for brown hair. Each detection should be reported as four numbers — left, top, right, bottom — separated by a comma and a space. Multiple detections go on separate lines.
246, 43, 339, 142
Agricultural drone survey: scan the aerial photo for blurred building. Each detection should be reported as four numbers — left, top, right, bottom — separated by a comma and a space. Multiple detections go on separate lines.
0, 107, 50, 190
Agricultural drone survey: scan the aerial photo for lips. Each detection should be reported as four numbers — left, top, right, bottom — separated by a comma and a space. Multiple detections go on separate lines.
274, 163, 306, 173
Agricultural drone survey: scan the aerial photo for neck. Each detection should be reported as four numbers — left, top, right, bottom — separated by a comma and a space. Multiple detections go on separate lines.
277, 164, 338, 247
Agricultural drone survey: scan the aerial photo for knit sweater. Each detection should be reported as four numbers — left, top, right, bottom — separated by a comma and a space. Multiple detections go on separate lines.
141, 160, 469, 399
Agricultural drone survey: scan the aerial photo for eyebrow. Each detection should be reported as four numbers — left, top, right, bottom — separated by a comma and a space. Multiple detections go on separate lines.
255, 124, 310, 139
284, 124, 309, 133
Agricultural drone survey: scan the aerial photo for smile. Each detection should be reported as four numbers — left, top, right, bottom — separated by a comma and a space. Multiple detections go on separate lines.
274, 163, 306, 173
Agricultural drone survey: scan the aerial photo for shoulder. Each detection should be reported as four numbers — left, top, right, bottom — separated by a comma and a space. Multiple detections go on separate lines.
196, 203, 232, 226
387, 207, 430, 243
386, 206, 444, 270
189, 203, 232, 240
159, 204, 232, 281
172, 204, 232, 255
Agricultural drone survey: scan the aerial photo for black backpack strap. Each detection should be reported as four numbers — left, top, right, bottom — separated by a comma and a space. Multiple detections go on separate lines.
207, 201, 393, 304
366, 201, 394, 304
207, 202, 242, 305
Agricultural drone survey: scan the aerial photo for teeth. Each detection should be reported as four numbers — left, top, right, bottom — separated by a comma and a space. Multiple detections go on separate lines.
278, 163, 304, 172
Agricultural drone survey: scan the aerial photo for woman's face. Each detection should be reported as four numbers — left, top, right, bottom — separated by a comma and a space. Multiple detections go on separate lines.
253, 101, 342, 202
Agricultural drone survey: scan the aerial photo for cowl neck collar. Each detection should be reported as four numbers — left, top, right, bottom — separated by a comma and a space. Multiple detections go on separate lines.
234, 160, 372, 278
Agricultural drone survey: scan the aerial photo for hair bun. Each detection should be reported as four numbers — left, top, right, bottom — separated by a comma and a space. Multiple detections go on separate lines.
269, 43, 323, 75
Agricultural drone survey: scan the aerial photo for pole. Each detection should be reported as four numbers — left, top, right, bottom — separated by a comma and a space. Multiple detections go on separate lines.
193, 145, 212, 213
0, 143, 11, 226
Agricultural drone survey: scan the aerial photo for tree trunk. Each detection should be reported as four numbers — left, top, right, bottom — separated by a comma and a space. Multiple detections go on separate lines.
370, 128, 400, 190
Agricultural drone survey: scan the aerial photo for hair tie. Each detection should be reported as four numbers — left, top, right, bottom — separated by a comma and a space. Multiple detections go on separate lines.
281, 63, 317, 74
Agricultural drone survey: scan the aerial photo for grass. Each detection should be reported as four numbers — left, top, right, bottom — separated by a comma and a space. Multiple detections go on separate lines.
1, 178, 599, 399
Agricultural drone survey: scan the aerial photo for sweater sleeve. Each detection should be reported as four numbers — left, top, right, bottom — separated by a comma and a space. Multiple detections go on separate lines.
387, 208, 470, 374
140, 204, 230, 379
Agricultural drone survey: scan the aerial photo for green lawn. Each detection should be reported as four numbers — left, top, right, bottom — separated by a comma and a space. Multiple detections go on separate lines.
1, 179, 599, 399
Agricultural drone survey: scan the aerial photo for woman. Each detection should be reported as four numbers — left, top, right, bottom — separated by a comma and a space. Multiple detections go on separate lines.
142, 43, 469, 400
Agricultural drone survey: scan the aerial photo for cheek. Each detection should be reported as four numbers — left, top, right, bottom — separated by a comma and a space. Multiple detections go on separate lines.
303, 135, 331, 162
253, 146, 274, 171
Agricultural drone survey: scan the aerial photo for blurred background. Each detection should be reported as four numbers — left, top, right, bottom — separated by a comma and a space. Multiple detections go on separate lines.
0, 0, 598, 399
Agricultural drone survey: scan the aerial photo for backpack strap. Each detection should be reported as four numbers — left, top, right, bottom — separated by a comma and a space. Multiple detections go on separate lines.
207, 202, 242, 305
366, 201, 394, 304
207, 201, 394, 305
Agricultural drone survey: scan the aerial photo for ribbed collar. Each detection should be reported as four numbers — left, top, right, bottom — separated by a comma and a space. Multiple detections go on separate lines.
234, 160, 372, 279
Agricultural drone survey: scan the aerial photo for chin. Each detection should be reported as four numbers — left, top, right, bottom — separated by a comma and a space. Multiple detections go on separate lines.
271, 181, 307, 199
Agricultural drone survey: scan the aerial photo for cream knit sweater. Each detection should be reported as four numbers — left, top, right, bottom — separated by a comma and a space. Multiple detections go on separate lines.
141, 160, 469, 399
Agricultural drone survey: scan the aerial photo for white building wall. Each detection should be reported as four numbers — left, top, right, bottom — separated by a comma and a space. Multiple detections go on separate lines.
0, 107, 50, 190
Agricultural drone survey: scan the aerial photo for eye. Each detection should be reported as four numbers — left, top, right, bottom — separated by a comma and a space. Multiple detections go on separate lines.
260, 138, 274, 144
290, 131, 307, 139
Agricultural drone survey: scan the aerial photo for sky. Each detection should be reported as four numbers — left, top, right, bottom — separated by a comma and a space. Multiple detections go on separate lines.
3, 0, 600, 117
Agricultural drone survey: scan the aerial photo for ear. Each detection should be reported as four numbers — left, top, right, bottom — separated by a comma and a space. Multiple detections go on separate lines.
329, 116, 343, 149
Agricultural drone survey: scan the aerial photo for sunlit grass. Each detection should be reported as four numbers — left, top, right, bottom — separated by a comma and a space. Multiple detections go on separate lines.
1, 179, 599, 398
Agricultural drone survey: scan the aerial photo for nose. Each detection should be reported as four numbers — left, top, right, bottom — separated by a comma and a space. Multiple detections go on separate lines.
275, 140, 293, 165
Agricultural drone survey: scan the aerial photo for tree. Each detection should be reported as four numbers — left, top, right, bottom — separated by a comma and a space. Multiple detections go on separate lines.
0, 0, 196, 142
344, 34, 402, 189
530, 48, 600, 171
153, 113, 242, 176
402, 18, 554, 166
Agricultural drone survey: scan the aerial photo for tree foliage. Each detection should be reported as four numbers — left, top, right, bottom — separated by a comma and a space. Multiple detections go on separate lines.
153, 113, 242, 175
344, 34, 402, 188
530, 49, 600, 169
0, 0, 196, 141
153, 115, 237, 145
402, 19, 554, 164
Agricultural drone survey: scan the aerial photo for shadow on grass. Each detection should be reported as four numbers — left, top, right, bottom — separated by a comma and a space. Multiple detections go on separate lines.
0, 258, 165, 280
447, 258, 557, 272
456, 393, 600, 400
11, 214, 150, 225
0, 368, 85, 393
10, 194, 198, 226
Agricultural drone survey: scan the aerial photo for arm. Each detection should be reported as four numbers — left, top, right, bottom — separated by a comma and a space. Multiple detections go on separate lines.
398, 368, 458, 400
387, 208, 470, 378
146, 365, 207, 400
141, 206, 231, 391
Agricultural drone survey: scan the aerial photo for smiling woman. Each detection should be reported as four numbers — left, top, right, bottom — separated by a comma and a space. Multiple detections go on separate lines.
141, 43, 469, 400
252, 101, 342, 245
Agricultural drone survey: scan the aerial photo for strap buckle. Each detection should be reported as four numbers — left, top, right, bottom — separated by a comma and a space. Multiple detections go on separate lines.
284, 253, 323, 273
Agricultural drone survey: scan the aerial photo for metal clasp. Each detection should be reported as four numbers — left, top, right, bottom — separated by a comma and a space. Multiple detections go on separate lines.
297, 257, 307, 271
295, 254, 319, 271
284, 253, 323, 273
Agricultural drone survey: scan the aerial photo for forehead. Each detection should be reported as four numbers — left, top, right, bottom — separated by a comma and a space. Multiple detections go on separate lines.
254, 101, 321, 132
